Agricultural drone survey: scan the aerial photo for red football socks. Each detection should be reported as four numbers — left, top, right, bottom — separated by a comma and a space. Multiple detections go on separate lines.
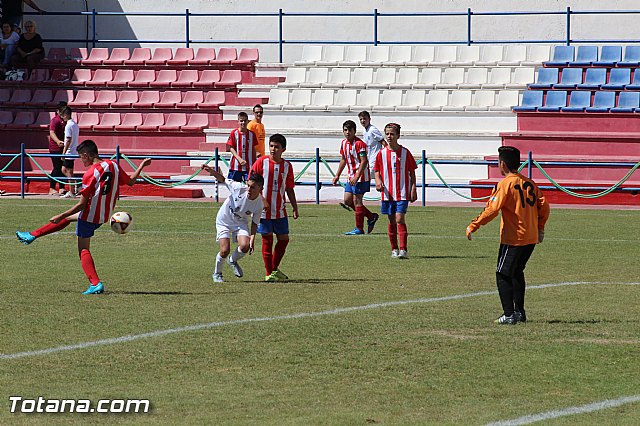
398, 223, 408, 251
388, 223, 398, 250
80, 249, 101, 285
362, 205, 374, 220
354, 206, 365, 231
261, 234, 274, 275
31, 218, 70, 238
273, 239, 289, 270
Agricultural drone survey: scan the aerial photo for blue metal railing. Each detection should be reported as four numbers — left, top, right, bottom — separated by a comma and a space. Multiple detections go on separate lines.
26, 8, 640, 62
2, 147, 639, 204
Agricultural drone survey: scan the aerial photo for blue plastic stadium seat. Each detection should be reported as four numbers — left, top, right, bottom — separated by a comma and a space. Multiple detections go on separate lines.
585, 91, 615, 113
618, 46, 640, 67
546, 45, 575, 66
594, 45, 622, 66
529, 67, 559, 89
577, 68, 606, 89
570, 46, 598, 66
512, 90, 544, 111
561, 90, 591, 112
611, 91, 640, 112
624, 69, 640, 90
602, 68, 631, 90
538, 90, 567, 112
553, 68, 583, 89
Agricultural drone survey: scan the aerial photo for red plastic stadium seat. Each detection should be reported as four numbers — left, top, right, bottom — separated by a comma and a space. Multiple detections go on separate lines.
155, 91, 182, 108
83, 47, 109, 66
0, 88, 11, 102
136, 91, 160, 108
199, 91, 225, 109
71, 69, 93, 86
93, 113, 121, 131
52, 89, 75, 105
138, 113, 165, 131
6, 111, 35, 129
0, 111, 13, 128
78, 112, 99, 130
193, 69, 221, 88
41, 47, 66, 65
69, 90, 95, 108
30, 89, 54, 106
31, 111, 54, 129
116, 113, 143, 131
125, 47, 151, 66
189, 48, 216, 66
232, 48, 259, 66
112, 91, 139, 108
181, 113, 209, 132
176, 91, 204, 109
85, 69, 113, 87
62, 47, 88, 65
44, 69, 71, 85
172, 70, 199, 88
25, 68, 49, 84
146, 48, 173, 66
103, 48, 131, 66
162, 113, 187, 131
167, 47, 194, 65
128, 70, 156, 88
106, 69, 135, 87
215, 70, 242, 89
149, 69, 177, 88
6, 89, 32, 106
211, 47, 237, 65
93, 90, 118, 108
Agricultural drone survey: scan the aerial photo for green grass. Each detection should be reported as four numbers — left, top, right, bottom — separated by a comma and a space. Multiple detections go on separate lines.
1, 199, 639, 425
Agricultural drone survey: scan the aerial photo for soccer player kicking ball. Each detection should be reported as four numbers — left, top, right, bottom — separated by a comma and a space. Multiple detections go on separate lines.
332, 120, 379, 235
250, 133, 299, 282
16, 140, 151, 295
201, 165, 264, 283
374, 123, 417, 259
466, 146, 550, 325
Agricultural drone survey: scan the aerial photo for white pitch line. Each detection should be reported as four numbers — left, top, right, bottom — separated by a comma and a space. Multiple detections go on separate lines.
486, 394, 640, 426
1, 281, 638, 361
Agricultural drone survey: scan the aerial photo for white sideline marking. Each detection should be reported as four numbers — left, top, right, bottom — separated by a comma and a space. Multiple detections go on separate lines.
1, 281, 637, 361
486, 394, 640, 426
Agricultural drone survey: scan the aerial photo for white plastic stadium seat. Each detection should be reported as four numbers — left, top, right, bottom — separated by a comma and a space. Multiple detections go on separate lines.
385, 46, 412, 66
523, 45, 551, 66
509, 67, 535, 88
442, 90, 472, 111
327, 89, 357, 112
396, 90, 426, 111
459, 67, 488, 89
390, 67, 419, 89
362, 45, 390, 66
322, 68, 351, 89
430, 45, 458, 66
490, 90, 520, 111
282, 89, 311, 110
300, 67, 329, 88
340, 45, 367, 66
407, 45, 435, 66
499, 45, 527, 66
413, 68, 442, 89
436, 68, 465, 89
454, 45, 480, 66
483, 67, 512, 89
295, 45, 322, 66
373, 89, 403, 111
305, 89, 335, 111
317, 45, 345, 66
368, 68, 397, 89
476, 45, 504, 66
351, 89, 380, 110
465, 90, 495, 111
264, 89, 289, 110
344, 67, 373, 88
279, 67, 306, 88
421, 90, 449, 111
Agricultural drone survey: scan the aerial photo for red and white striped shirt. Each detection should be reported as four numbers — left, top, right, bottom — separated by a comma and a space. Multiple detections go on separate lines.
374, 145, 418, 201
339, 137, 371, 182
251, 155, 295, 220
79, 160, 131, 224
227, 129, 258, 172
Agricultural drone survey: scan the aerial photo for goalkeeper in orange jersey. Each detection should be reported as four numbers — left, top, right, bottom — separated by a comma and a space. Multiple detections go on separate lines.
466, 146, 550, 325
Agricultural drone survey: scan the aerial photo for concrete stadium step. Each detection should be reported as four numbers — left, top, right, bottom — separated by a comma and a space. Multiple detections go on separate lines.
516, 112, 640, 134
500, 131, 640, 157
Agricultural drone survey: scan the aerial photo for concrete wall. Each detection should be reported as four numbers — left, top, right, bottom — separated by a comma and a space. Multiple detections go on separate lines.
28, 1, 640, 61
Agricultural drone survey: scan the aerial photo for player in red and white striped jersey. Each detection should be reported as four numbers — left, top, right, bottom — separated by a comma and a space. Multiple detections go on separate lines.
250, 133, 299, 282
15, 140, 151, 294
373, 123, 417, 259
331, 120, 379, 235
227, 112, 258, 182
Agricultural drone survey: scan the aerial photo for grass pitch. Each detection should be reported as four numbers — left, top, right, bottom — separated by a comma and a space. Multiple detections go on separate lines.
1, 198, 639, 425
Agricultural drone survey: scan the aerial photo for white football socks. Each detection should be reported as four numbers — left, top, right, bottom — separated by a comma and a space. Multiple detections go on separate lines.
230, 246, 247, 263
215, 253, 225, 274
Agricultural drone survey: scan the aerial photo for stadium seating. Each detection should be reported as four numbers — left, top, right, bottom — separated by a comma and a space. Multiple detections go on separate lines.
156, 91, 182, 108
167, 47, 194, 65
147, 48, 173, 65
85, 69, 114, 87
594, 46, 622, 66
69, 90, 95, 107
137, 91, 161, 108
93, 90, 117, 108
233, 48, 259, 66
0, 111, 13, 128
476, 45, 504, 66
93, 113, 121, 131
546, 45, 575, 66
150, 70, 178, 88
554, 68, 582, 89
211, 47, 237, 65
182, 113, 209, 131
571, 45, 598, 66
116, 113, 143, 131
7, 89, 32, 106
512, 90, 543, 111
586, 91, 615, 112
172, 70, 200, 88
30, 89, 54, 106
83, 47, 109, 66
561, 90, 591, 112
611, 91, 640, 112
112, 90, 139, 108
129, 70, 156, 88
193, 70, 221, 88
602, 68, 631, 90
189, 48, 216, 66
537, 90, 567, 111
578, 68, 606, 89
138, 113, 165, 131
103, 47, 131, 66
125, 48, 152, 66
619, 46, 640, 67
107, 69, 135, 87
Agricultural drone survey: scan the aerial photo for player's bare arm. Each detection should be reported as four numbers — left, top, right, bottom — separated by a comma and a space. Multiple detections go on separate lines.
201, 164, 225, 183
333, 158, 346, 185
350, 154, 368, 185
374, 170, 384, 192
229, 147, 247, 167
286, 188, 299, 219
128, 158, 152, 185
50, 194, 89, 223
409, 169, 417, 202
249, 222, 258, 254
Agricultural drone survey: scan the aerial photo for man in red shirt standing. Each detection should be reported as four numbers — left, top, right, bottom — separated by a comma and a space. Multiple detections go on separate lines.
227, 111, 258, 182
48, 102, 66, 195
16, 140, 152, 295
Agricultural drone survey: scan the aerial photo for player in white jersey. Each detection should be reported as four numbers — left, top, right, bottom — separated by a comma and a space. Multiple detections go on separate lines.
202, 164, 265, 283
358, 111, 384, 176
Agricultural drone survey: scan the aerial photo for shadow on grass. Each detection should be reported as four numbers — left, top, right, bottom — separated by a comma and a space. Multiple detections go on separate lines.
59, 290, 212, 295
241, 278, 379, 285
411, 255, 491, 259
538, 319, 635, 324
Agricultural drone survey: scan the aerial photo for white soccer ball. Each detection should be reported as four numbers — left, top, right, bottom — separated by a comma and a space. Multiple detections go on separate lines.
110, 211, 133, 234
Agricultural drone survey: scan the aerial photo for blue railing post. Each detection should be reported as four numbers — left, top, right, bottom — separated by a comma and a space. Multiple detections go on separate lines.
315, 147, 320, 205
91, 9, 96, 48
214, 147, 219, 203
373, 9, 378, 46
566, 7, 571, 45
422, 150, 426, 207
20, 143, 25, 199
528, 151, 533, 179
278, 9, 283, 63
467, 8, 472, 45
116, 145, 121, 200
185, 9, 190, 48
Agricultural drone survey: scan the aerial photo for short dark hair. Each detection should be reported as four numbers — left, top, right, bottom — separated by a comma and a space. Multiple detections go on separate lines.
498, 146, 521, 171
60, 106, 72, 117
56, 101, 68, 113
269, 133, 287, 149
248, 172, 264, 188
358, 111, 371, 119
385, 122, 401, 135
253, 104, 263, 112
77, 139, 99, 157
342, 120, 357, 132
238, 112, 249, 120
